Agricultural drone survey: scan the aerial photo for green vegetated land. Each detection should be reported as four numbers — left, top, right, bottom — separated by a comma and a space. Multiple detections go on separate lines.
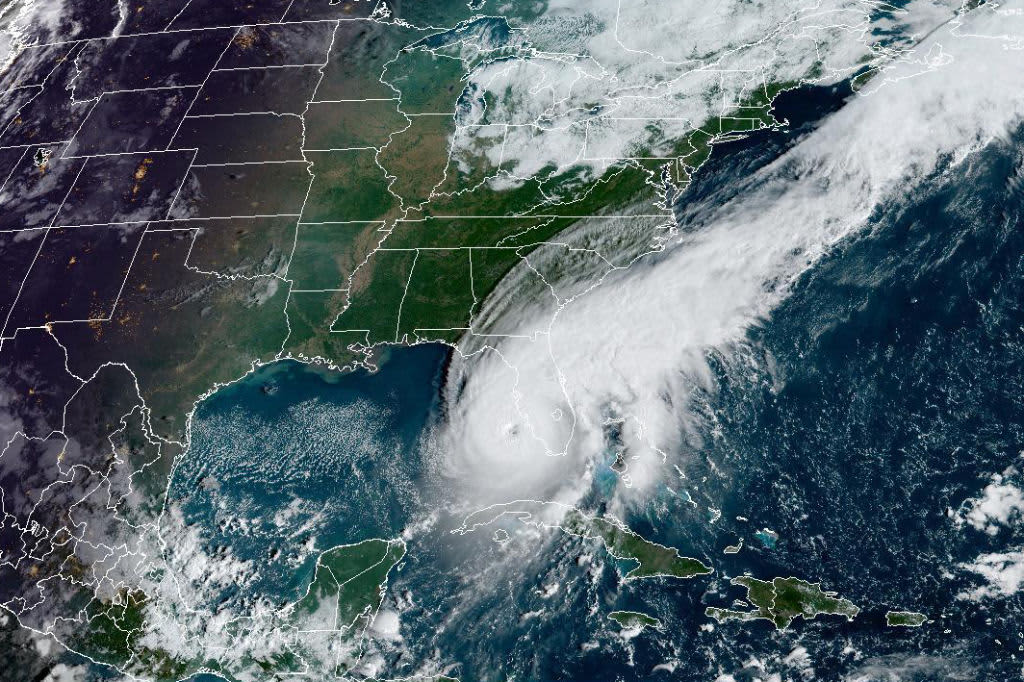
13, 8, 847, 680
328, 77, 799, 353
678, 80, 796, 174
52, 7, 805, 447
71, 539, 406, 681
41, 18, 814, 678
561, 509, 713, 580
885, 610, 927, 627
706, 576, 860, 630
278, 538, 406, 678
289, 538, 407, 631
74, 590, 203, 681
608, 611, 662, 629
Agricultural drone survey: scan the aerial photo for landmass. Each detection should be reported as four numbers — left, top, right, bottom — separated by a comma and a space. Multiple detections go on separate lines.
72, 538, 406, 681
567, 511, 712, 580
457, 501, 712, 581
288, 539, 407, 632
885, 610, 928, 627
706, 576, 860, 630
608, 611, 662, 630
0, 0, 954, 678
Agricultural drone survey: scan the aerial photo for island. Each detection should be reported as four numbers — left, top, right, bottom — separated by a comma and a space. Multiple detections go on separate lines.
456, 501, 712, 581
885, 611, 927, 627
608, 611, 662, 630
706, 576, 860, 630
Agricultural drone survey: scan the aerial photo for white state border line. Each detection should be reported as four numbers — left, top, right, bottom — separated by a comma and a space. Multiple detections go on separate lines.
61, 84, 205, 159
0, 224, 249, 338
0, 140, 70, 151
294, 220, 386, 227
210, 63, 328, 73
277, 16, 338, 293
162, 27, 244, 151
62, 146, 198, 161
370, 245, 610, 251
0, 222, 150, 333
0, 0, 952, 671
165, 1, 300, 33
185, 159, 309, 168
151, 16, 337, 42
0, 207, 668, 231
44, 148, 196, 228
279, 0, 297, 23
156, 27, 247, 220
161, 148, 200, 221
0, 214, 308, 232
289, 289, 346, 293
297, 214, 672, 224
0, 146, 30, 194
189, 159, 308, 168
76, 83, 204, 98
177, 65, 327, 116
301, 146, 377, 153
306, 98, 398, 104
183, 111, 304, 119
7, 96, 97, 158
0, 43, 84, 142
0, 213, 662, 231
0, 161, 89, 339
0, 4, 677, 343
18, 16, 408, 53
163, 0, 195, 31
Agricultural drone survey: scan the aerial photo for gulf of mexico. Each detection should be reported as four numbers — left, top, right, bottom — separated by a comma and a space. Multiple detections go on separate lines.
165, 343, 450, 603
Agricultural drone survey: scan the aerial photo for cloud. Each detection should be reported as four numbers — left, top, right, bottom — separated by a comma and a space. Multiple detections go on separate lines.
437, 1, 1024, 510
41, 664, 88, 682
958, 550, 1024, 600
845, 654, 976, 681
453, 0, 962, 186
954, 470, 1024, 535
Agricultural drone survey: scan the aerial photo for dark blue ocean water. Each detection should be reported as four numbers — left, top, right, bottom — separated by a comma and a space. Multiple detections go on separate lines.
153, 86, 1024, 681
624, 121, 1024, 679
166, 344, 449, 603
381, 92, 1024, 681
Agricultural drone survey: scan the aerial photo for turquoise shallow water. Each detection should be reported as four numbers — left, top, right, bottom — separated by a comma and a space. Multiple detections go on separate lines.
167, 344, 449, 603
153, 93, 1024, 681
